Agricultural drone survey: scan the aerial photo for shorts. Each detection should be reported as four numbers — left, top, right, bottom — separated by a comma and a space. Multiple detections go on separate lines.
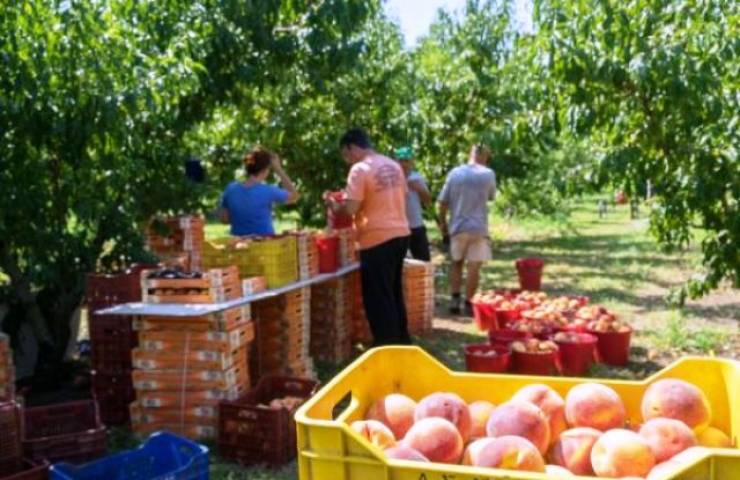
450, 232, 491, 262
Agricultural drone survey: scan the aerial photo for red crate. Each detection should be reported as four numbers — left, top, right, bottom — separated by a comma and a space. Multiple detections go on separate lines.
85, 264, 154, 306
0, 459, 48, 480
0, 402, 21, 470
89, 315, 137, 374
218, 376, 319, 465
22, 400, 106, 464
92, 373, 135, 426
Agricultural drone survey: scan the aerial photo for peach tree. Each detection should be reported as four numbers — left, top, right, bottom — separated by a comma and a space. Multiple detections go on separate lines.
535, 0, 739, 299
0, 0, 379, 365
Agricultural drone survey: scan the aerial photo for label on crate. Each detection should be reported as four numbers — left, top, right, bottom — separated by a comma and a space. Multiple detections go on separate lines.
135, 380, 159, 390
137, 387, 245, 407
242, 277, 267, 295
133, 348, 243, 371
195, 351, 220, 362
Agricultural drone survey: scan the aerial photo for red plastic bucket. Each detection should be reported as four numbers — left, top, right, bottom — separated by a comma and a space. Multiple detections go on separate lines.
464, 344, 511, 373
472, 301, 499, 331
488, 329, 532, 347
516, 258, 544, 291
315, 234, 339, 273
511, 348, 561, 376
588, 329, 632, 366
326, 191, 353, 229
495, 308, 521, 325
551, 333, 598, 376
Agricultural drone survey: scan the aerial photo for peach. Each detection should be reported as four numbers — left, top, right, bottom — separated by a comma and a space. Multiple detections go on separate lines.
350, 419, 396, 449
462, 437, 496, 466
384, 445, 429, 462
696, 426, 732, 448
486, 400, 550, 454
402, 417, 464, 464
512, 384, 567, 443
565, 383, 626, 431
366, 393, 417, 439
350, 420, 396, 449
545, 464, 574, 477
639, 417, 697, 463
468, 400, 495, 439
549, 427, 602, 475
471, 435, 545, 472
415, 392, 473, 441
641, 379, 712, 433
591, 429, 656, 478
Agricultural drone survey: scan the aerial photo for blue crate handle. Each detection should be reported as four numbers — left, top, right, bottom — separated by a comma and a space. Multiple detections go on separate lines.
50, 431, 209, 480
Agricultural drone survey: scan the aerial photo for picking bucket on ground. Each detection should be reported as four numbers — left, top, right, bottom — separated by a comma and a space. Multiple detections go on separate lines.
464, 344, 510, 373
511, 347, 561, 376
496, 308, 521, 325
589, 328, 632, 366
471, 301, 498, 331
515, 257, 544, 291
552, 332, 598, 376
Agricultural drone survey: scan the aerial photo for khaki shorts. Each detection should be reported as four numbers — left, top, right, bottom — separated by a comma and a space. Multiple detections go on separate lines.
450, 233, 491, 262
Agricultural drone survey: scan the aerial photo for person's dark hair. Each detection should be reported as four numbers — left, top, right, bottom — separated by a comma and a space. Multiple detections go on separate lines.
339, 128, 371, 149
243, 148, 272, 176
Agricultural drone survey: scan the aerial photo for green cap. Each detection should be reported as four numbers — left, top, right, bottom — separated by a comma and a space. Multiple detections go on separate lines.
395, 146, 414, 160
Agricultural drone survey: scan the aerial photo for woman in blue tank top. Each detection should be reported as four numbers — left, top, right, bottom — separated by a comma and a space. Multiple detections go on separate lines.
219, 148, 299, 236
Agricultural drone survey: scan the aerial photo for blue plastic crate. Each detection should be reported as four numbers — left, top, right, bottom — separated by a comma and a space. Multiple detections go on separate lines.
49, 432, 208, 480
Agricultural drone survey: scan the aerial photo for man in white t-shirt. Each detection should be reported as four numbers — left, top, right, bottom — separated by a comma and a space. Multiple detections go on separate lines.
396, 146, 432, 261
437, 144, 496, 315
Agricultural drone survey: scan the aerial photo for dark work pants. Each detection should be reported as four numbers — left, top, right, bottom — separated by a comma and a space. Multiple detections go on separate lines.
360, 236, 411, 346
408, 226, 431, 261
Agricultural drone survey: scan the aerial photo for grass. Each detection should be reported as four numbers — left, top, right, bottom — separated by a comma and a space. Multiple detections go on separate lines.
181, 197, 738, 478
645, 311, 728, 354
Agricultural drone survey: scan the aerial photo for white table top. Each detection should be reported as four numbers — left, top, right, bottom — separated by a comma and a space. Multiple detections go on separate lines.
95, 263, 360, 317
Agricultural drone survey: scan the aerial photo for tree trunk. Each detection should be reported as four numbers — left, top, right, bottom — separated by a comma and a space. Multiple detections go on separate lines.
0, 244, 54, 346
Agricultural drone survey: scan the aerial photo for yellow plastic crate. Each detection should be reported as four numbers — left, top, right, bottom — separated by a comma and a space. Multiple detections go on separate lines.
295, 346, 740, 480
202, 236, 298, 289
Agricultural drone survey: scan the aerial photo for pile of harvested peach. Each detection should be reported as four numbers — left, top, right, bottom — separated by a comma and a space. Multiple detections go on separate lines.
349, 379, 734, 478
511, 339, 559, 354
474, 290, 633, 335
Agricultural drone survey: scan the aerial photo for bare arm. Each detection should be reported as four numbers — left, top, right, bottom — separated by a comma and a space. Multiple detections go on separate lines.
437, 201, 449, 236
271, 155, 299, 204
410, 179, 433, 206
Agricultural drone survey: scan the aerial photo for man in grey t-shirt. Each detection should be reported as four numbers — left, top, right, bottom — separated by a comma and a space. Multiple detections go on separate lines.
437, 144, 496, 315
396, 146, 432, 261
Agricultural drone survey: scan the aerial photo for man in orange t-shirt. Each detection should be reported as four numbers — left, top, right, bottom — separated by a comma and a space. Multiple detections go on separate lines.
326, 128, 411, 345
